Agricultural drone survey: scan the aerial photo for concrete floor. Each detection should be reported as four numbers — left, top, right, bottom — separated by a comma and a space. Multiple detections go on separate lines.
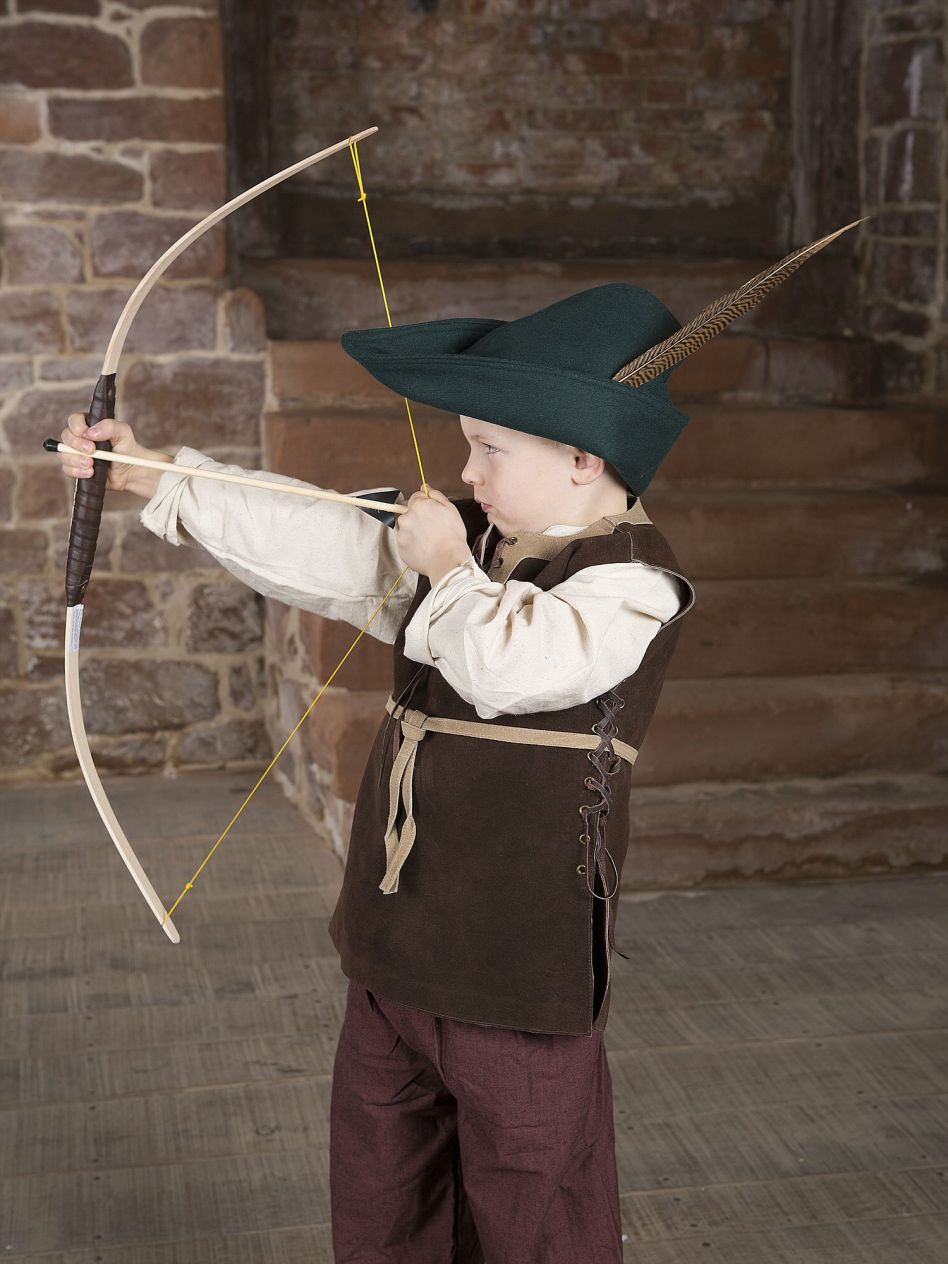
0, 769, 945, 1262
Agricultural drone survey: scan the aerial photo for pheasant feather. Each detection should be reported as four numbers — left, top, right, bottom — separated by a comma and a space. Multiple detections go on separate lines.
612, 217, 867, 388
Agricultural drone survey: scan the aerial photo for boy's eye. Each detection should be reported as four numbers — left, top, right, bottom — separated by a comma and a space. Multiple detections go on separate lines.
482, 443, 498, 454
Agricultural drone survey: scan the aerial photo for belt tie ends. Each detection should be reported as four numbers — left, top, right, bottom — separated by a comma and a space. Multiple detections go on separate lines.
379, 708, 428, 894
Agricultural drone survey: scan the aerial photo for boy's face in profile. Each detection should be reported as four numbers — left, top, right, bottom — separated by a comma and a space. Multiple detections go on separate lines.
458, 414, 613, 535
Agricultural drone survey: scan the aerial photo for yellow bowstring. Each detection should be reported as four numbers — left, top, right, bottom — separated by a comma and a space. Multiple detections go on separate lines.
162, 137, 429, 929
349, 138, 429, 498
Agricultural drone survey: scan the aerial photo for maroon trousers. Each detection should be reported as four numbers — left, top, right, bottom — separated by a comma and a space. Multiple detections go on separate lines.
330, 980, 624, 1263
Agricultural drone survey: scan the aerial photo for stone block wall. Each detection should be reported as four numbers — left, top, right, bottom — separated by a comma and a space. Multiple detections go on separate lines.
0, 0, 271, 780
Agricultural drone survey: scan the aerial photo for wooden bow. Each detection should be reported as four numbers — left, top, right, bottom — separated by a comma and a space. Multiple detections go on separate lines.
62, 128, 381, 942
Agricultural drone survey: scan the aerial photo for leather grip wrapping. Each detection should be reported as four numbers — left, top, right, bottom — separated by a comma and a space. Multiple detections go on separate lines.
65, 374, 116, 607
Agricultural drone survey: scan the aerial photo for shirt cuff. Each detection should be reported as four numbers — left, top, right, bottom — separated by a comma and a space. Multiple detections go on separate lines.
138, 446, 218, 547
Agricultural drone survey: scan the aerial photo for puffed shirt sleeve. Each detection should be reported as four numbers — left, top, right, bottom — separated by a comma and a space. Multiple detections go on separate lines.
402, 552, 686, 719
138, 446, 417, 645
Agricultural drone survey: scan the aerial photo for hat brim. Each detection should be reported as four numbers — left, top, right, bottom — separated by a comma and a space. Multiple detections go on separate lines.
341, 318, 689, 494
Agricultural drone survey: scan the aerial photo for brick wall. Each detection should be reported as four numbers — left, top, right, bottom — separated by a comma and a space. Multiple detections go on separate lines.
0, 0, 270, 780
860, 0, 947, 397
234, 0, 794, 259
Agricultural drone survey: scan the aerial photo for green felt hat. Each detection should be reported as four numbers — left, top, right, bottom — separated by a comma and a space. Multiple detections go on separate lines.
340, 283, 687, 495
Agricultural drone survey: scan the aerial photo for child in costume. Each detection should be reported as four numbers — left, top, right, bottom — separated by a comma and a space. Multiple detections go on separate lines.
59, 227, 854, 1261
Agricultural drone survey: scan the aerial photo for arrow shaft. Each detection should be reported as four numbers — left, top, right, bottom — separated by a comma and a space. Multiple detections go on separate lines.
51, 444, 407, 515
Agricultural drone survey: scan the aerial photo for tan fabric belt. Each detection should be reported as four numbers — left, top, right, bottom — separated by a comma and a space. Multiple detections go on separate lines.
379, 695, 638, 895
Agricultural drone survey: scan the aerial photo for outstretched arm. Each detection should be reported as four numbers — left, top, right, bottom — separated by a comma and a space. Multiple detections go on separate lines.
56, 414, 418, 645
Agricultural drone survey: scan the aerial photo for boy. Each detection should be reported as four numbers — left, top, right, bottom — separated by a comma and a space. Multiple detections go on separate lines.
60, 269, 809, 1259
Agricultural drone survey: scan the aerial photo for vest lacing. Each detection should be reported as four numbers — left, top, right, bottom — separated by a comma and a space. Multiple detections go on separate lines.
579, 689, 625, 902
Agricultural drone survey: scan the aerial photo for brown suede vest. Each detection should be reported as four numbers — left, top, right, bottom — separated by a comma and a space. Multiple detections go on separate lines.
328, 496, 696, 1036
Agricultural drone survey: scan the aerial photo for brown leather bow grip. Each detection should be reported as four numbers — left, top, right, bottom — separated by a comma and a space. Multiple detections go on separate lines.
65, 374, 116, 607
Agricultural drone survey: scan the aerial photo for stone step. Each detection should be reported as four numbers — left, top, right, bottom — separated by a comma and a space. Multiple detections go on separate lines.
289, 577, 948, 689
272, 671, 948, 803
265, 396, 948, 490
638, 671, 948, 786
267, 331, 877, 409
672, 578, 948, 678
650, 486, 947, 580
242, 254, 856, 340
623, 770, 948, 888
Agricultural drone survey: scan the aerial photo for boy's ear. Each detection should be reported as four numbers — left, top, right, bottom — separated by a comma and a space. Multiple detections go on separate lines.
570, 448, 612, 485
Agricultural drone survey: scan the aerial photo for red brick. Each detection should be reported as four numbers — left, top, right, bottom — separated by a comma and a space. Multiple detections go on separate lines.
150, 148, 226, 211
298, 610, 394, 693
48, 95, 225, 143
299, 687, 388, 803
875, 341, 929, 400
81, 656, 219, 734
265, 409, 467, 500
228, 658, 262, 711
19, 0, 99, 12
3, 224, 83, 286
880, 9, 945, 35
66, 284, 218, 355
0, 605, 16, 677
90, 212, 225, 281
658, 403, 948, 488
0, 150, 142, 205
269, 341, 392, 407
38, 356, 102, 383
868, 240, 938, 306
873, 209, 938, 239
14, 462, 69, 520
642, 0, 729, 19
59, 733, 167, 774
187, 581, 263, 653
141, 17, 224, 90
0, 527, 49, 575
863, 304, 932, 339
883, 127, 940, 203
21, 577, 164, 650
224, 287, 266, 353
122, 358, 266, 448
673, 334, 767, 399
765, 337, 875, 407
0, 684, 68, 766
0, 359, 33, 394
176, 718, 270, 766
0, 465, 13, 522
2, 385, 89, 454
634, 674, 948, 786
727, 0, 780, 19
106, 0, 216, 8
0, 22, 132, 90
0, 94, 41, 143
865, 39, 944, 126
0, 291, 63, 355
120, 526, 215, 573
652, 22, 704, 50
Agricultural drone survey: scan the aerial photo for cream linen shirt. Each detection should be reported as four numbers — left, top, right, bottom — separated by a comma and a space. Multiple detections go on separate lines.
140, 447, 684, 720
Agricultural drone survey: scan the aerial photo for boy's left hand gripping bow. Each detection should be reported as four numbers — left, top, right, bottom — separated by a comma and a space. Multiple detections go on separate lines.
62, 128, 379, 943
